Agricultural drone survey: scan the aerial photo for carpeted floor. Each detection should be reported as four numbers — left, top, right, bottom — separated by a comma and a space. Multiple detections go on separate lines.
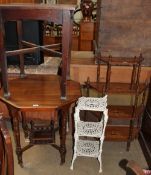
7, 57, 61, 75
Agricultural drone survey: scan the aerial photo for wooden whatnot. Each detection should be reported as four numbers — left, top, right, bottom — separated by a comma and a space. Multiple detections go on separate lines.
0, 4, 81, 167
86, 54, 148, 150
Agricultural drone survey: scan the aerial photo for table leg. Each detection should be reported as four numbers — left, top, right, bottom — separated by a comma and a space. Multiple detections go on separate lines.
0, 13, 10, 98
11, 108, 23, 167
59, 108, 68, 164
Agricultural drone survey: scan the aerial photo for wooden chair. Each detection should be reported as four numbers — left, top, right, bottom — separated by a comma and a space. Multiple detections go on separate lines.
126, 160, 151, 175
0, 116, 14, 175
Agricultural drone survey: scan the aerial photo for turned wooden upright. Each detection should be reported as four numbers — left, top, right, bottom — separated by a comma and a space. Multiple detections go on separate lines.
0, 3, 75, 99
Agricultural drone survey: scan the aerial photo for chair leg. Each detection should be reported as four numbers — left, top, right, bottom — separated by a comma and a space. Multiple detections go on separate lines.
86, 77, 90, 97
66, 112, 69, 132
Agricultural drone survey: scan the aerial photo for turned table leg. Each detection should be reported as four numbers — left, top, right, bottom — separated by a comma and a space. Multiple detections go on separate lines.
10, 107, 23, 167
59, 107, 68, 164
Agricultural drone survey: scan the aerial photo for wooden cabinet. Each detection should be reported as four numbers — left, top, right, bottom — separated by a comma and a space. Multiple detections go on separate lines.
43, 21, 95, 52
86, 55, 148, 150
79, 21, 95, 51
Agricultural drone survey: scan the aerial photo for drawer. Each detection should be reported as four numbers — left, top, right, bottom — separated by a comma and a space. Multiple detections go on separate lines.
80, 32, 94, 40
80, 22, 95, 32
105, 125, 138, 141
79, 40, 93, 51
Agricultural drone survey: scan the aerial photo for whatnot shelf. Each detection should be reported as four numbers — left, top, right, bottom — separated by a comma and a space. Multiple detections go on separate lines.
86, 54, 149, 150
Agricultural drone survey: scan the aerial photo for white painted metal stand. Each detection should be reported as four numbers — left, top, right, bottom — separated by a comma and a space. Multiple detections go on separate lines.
70, 95, 108, 173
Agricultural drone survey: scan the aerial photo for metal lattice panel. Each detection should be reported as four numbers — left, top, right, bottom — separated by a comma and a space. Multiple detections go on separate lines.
77, 96, 107, 111
76, 140, 100, 157
70, 95, 108, 173
77, 121, 103, 137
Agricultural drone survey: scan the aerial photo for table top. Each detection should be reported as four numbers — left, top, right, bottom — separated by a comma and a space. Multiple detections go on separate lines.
0, 3, 75, 23
0, 3, 75, 10
0, 74, 81, 111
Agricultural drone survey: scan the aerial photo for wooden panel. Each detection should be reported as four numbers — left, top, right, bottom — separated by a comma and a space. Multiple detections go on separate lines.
80, 22, 95, 32
72, 36, 79, 51
43, 35, 79, 51
96, 0, 151, 66
70, 56, 151, 84
79, 21, 95, 51
105, 126, 138, 141
44, 36, 61, 45
80, 32, 94, 40
79, 40, 93, 51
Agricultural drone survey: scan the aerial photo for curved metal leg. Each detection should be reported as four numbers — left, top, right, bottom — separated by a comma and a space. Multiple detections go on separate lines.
70, 154, 77, 170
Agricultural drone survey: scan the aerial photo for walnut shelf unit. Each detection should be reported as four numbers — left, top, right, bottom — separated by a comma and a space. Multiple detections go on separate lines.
86, 54, 148, 150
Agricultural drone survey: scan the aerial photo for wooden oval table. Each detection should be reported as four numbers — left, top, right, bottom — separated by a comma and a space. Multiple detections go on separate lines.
0, 74, 81, 167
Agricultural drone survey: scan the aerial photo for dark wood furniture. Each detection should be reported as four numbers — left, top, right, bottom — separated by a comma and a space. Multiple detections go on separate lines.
0, 116, 14, 175
43, 19, 95, 52
0, 74, 81, 167
139, 78, 151, 168
70, 55, 151, 85
0, 4, 81, 167
86, 55, 148, 150
126, 160, 147, 175
0, 3, 75, 99
79, 21, 95, 51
